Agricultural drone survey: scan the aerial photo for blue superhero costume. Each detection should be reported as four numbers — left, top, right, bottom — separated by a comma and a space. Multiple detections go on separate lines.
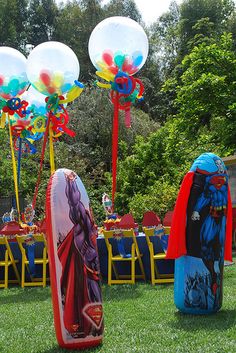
166, 153, 232, 313
189, 171, 228, 294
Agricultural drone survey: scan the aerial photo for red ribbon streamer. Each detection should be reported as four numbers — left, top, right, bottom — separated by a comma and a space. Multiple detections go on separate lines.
49, 106, 75, 138
112, 91, 120, 212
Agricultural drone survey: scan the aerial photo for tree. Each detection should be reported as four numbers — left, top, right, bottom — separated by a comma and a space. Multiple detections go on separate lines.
178, 0, 235, 58
27, 0, 58, 47
115, 108, 229, 220
0, 0, 28, 51
103, 0, 142, 23
149, 1, 180, 77
176, 32, 236, 149
64, 85, 159, 170
53, 0, 104, 81
155, 0, 236, 124
140, 1, 180, 122
187, 17, 216, 48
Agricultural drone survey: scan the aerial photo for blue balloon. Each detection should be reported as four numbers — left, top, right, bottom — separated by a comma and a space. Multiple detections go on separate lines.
132, 52, 143, 67
113, 72, 133, 94
61, 83, 72, 94
190, 152, 226, 174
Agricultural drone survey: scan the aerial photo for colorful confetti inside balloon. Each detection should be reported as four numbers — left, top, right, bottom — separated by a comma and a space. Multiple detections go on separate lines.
0, 47, 28, 100
88, 16, 149, 76
26, 41, 80, 96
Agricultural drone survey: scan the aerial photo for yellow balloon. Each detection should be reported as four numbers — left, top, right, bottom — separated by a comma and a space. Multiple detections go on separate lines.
52, 72, 64, 89
0, 112, 7, 128
60, 85, 83, 104
27, 138, 34, 144
51, 130, 62, 138
96, 81, 111, 89
97, 61, 109, 71
33, 116, 46, 132
96, 70, 114, 82
33, 81, 45, 92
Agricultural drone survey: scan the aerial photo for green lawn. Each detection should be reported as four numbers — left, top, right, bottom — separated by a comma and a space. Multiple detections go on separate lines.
0, 261, 235, 353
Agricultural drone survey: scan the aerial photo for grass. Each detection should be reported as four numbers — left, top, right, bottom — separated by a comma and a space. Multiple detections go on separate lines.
0, 260, 235, 353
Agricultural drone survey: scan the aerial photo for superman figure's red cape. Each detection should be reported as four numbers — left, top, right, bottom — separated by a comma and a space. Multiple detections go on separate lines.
58, 227, 91, 337
166, 172, 232, 262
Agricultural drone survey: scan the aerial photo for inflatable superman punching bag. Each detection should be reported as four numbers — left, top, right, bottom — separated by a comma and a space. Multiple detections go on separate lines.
166, 153, 232, 314
46, 169, 104, 349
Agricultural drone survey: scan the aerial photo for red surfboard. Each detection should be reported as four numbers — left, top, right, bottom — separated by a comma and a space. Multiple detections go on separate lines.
46, 168, 104, 349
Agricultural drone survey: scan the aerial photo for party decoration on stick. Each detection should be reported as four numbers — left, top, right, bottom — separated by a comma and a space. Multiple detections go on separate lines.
26, 41, 83, 211
0, 47, 29, 220
0, 42, 83, 230
26, 41, 83, 176
88, 16, 148, 210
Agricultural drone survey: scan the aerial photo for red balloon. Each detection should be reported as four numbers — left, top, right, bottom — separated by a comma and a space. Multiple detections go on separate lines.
122, 58, 133, 73
1, 93, 11, 100
47, 86, 56, 95
109, 66, 118, 75
40, 71, 51, 87
102, 51, 113, 66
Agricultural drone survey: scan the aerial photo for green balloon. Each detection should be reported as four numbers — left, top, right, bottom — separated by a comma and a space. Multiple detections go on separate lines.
114, 53, 126, 69
2, 85, 10, 94
8, 78, 20, 91
20, 81, 28, 90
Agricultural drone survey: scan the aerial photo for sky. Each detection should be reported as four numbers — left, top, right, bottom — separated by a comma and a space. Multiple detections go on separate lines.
56, 1, 183, 26
122, 0, 183, 25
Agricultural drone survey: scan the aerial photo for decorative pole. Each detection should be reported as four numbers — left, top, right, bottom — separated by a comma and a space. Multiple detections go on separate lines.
88, 16, 149, 211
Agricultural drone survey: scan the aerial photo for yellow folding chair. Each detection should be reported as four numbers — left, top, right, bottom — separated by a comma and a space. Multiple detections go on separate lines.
16, 233, 49, 288
103, 229, 146, 285
143, 226, 174, 285
0, 236, 20, 288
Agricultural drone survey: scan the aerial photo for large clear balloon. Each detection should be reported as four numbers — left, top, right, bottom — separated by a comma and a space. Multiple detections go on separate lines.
21, 85, 47, 115
88, 16, 149, 76
26, 41, 80, 96
0, 47, 28, 100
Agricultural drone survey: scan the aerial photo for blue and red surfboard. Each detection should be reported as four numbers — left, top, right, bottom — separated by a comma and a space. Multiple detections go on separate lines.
46, 168, 104, 349
166, 153, 232, 314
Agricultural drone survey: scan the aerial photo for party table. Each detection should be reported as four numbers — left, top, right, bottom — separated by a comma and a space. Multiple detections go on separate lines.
1, 233, 174, 284
96, 233, 174, 281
